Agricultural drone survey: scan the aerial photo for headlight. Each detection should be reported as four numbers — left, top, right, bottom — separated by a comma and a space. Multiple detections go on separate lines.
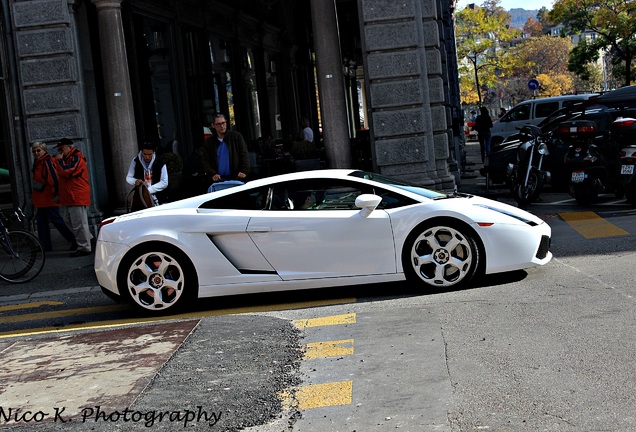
538, 143, 549, 155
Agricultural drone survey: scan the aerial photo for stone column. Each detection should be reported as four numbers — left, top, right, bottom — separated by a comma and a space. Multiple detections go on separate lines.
310, 0, 351, 168
91, 0, 137, 206
357, 0, 456, 190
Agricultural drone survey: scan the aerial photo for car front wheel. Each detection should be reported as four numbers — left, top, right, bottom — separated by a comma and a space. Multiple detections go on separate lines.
403, 222, 480, 289
119, 244, 197, 314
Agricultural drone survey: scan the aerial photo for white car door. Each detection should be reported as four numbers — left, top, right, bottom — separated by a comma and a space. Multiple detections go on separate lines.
247, 180, 396, 280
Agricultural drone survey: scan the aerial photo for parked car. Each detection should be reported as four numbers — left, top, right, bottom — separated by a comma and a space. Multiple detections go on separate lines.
96, 169, 552, 314
485, 85, 636, 188
490, 94, 598, 148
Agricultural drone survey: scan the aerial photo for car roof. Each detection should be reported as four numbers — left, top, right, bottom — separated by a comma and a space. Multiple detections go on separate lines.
595, 85, 636, 104
244, 169, 358, 188
514, 94, 597, 106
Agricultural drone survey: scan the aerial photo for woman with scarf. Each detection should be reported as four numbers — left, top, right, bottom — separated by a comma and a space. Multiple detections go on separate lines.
126, 141, 169, 207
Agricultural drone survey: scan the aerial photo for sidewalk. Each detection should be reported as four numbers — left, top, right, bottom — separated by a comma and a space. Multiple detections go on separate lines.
456, 140, 509, 197
0, 234, 97, 302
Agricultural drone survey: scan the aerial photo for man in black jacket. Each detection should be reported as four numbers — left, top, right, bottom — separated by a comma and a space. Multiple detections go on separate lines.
202, 114, 250, 183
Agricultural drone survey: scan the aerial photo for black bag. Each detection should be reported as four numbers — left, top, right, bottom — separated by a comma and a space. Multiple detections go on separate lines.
127, 184, 155, 213
32, 182, 45, 192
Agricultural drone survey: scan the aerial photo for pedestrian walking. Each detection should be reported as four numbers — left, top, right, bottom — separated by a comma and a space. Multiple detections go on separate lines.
30, 141, 77, 252
53, 138, 93, 257
202, 113, 250, 183
474, 107, 493, 163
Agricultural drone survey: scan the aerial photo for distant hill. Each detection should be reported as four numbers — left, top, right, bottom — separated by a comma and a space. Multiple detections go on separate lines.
509, 8, 538, 29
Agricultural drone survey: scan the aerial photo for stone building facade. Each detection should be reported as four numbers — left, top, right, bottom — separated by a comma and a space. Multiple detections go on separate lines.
0, 0, 463, 231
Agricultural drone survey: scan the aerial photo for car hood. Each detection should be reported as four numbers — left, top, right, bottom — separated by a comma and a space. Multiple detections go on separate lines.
467, 195, 546, 226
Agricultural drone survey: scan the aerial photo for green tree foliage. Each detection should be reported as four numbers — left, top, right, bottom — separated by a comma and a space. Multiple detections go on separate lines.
455, 0, 520, 105
549, 0, 636, 86
536, 7, 553, 35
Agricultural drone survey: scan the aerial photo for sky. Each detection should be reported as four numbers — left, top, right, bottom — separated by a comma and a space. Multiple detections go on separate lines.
456, 0, 554, 10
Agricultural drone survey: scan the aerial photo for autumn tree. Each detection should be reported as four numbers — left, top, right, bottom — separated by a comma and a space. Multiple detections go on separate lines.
549, 0, 636, 86
455, 0, 520, 105
510, 35, 578, 95
523, 18, 543, 38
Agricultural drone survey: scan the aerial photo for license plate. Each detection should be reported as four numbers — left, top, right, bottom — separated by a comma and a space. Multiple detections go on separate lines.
621, 164, 634, 175
571, 171, 585, 183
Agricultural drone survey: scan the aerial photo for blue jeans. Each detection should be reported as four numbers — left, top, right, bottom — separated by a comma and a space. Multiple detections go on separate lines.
478, 133, 491, 162
36, 207, 77, 250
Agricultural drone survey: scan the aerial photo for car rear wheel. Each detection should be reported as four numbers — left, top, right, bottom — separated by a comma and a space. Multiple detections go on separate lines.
118, 244, 197, 314
403, 222, 480, 289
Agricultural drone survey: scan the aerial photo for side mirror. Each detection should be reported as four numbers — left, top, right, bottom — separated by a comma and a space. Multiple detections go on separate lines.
355, 194, 382, 217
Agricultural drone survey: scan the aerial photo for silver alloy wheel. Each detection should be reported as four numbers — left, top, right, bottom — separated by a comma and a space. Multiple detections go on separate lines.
408, 225, 474, 287
126, 251, 185, 311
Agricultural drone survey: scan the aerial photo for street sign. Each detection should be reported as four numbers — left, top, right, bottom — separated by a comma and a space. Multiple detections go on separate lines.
528, 79, 540, 91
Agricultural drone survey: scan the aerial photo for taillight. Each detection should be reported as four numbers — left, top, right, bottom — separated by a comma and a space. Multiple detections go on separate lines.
558, 125, 597, 134
614, 118, 636, 128
577, 126, 596, 133
620, 148, 636, 158
99, 217, 116, 230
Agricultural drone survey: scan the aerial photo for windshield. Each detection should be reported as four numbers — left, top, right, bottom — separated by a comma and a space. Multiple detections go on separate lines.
349, 171, 446, 199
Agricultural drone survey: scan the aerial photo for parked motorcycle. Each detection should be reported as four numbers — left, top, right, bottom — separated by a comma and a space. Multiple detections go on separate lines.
612, 117, 636, 206
505, 124, 551, 204
561, 120, 622, 204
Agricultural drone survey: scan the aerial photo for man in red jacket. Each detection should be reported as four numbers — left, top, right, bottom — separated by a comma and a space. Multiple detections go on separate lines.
54, 138, 93, 257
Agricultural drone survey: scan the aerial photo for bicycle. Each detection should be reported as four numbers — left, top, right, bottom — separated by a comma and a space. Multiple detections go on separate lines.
0, 208, 45, 283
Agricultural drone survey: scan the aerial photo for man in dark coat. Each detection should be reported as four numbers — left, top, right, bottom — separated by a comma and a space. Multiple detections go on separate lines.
202, 114, 250, 183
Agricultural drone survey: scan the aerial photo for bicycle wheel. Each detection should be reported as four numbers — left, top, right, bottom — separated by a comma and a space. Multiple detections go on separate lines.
0, 231, 45, 283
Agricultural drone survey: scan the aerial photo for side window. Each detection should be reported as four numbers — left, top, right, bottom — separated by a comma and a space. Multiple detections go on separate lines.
373, 189, 418, 209
272, 179, 370, 211
507, 104, 531, 122
535, 102, 559, 119
199, 187, 267, 210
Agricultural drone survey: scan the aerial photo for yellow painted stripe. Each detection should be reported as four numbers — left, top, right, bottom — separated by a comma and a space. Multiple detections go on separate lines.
281, 381, 353, 410
0, 298, 356, 339
560, 211, 629, 239
0, 301, 64, 312
304, 339, 354, 359
293, 313, 356, 329
0, 304, 128, 324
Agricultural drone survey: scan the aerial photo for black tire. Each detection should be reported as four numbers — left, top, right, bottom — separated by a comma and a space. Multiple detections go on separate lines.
513, 170, 544, 204
490, 136, 504, 150
571, 185, 598, 204
402, 220, 480, 290
0, 231, 45, 283
627, 182, 636, 206
614, 185, 625, 199
117, 243, 198, 314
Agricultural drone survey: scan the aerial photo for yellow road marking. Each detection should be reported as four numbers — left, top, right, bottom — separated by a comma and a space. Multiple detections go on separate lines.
0, 298, 356, 339
293, 313, 356, 329
0, 301, 64, 312
304, 339, 354, 359
281, 381, 353, 410
560, 211, 629, 239
0, 304, 128, 324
